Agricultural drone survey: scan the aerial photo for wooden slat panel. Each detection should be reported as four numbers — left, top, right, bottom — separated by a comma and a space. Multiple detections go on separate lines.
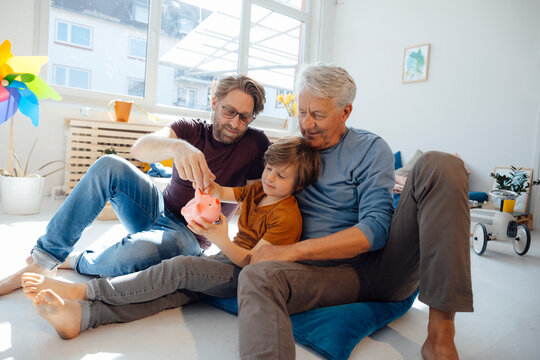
65, 119, 160, 192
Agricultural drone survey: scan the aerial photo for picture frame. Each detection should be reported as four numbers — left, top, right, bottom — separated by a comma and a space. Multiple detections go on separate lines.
402, 43, 430, 83
490, 166, 534, 213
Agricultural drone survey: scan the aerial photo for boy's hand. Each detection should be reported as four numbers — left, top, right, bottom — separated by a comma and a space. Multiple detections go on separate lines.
187, 213, 229, 245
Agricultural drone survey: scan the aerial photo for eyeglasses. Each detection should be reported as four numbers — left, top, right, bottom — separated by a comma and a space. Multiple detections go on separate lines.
218, 102, 255, 125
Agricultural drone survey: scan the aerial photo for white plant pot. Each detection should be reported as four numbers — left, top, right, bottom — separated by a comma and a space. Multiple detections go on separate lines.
0, 175, 45, 215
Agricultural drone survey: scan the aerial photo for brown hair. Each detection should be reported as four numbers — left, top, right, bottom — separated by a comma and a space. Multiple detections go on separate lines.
213, 75, 266, 116
264, 136, 321, 192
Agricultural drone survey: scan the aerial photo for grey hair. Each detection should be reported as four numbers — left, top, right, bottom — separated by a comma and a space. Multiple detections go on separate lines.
295, 63, 356, 109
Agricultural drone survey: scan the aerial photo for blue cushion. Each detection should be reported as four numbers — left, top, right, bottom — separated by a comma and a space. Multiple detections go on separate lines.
204, 290, 418, 360
394, 151, 403, 170
468, 191, 488, 202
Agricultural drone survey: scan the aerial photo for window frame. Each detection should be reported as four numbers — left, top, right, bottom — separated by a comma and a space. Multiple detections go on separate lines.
38, 0, 320, 134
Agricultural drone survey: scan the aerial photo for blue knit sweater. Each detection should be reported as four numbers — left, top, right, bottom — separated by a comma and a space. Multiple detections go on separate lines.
295, 128, 395, 252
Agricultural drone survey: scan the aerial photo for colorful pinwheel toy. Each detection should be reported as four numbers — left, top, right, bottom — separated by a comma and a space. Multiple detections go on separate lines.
0, 39, 62, 174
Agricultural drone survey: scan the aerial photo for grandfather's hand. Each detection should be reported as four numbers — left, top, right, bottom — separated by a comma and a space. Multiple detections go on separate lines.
174, 143, 215, 190
250, 239, 296, 264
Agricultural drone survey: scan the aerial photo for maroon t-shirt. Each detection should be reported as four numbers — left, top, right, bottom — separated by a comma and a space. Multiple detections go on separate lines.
163, 118, 271, 248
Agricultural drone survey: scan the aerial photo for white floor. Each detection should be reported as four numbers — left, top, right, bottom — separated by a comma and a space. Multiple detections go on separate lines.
1, 197, 539, 360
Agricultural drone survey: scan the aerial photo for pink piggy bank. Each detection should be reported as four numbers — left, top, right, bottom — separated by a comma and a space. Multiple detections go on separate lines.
181, 189, 221, 225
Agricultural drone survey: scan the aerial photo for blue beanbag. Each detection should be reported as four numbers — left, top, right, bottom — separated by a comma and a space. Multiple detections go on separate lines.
204, 290, 418, 360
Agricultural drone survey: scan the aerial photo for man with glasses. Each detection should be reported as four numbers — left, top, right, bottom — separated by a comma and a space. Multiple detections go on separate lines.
0, 75, 270, 295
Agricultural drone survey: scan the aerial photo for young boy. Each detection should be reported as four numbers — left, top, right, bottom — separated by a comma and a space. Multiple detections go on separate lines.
21, 136, 320, 340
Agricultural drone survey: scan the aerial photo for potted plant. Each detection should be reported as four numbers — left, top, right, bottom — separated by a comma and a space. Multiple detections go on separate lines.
489, 166, 540, 212
0, 39, 62, 214
0, 139, 64, 214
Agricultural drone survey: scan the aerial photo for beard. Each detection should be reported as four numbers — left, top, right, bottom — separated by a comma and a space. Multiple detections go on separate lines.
212, 112, 247, 144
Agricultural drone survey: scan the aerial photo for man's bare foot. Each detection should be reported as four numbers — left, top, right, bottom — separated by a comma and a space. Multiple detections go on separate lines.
0, 257, 56, 296
421, 308, 459, 360
34, 289, 81, 340
21, 273, 87, 301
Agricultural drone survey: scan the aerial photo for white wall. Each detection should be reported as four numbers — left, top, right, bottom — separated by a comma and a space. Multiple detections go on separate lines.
329, 0, 540, 228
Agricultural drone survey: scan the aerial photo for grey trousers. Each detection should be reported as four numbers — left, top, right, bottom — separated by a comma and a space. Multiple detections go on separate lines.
237, 151, 473, 359
79, 253, 240, 332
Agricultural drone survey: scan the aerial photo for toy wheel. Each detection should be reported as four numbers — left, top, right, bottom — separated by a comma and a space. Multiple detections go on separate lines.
513, 224, 531, 256
472, 223, 488, 255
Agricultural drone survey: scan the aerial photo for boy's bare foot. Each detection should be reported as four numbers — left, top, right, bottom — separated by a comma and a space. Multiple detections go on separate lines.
21, 273, 87, 301
0, 256, 56, 296
421, 308, 459, 360
58, 262, 72, 269
34, 289, 81, 340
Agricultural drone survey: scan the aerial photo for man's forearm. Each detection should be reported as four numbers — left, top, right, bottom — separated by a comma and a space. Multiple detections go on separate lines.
131, 134, 188, 163
290, 226, 371, 261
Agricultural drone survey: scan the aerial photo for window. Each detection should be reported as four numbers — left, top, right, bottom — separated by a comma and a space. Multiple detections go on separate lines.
156, 0, 236, 108
247, 4, 305, 128
176, 87, 196, 108
45, 0, 311, 132
133, 1, 149, 24
53, 65, 90, 89
129, 38, 147, 60
128, 78, 145, 97
55, 20, 92, 48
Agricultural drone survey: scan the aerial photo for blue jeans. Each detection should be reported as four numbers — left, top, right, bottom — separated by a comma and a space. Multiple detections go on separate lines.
31, 155, 202, 276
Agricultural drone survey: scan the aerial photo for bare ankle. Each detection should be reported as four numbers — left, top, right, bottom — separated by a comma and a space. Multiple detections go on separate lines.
0, 260, 54, 296
421, 308, 459, 360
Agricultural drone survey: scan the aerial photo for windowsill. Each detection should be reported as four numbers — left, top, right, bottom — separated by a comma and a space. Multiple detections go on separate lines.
43, 91, 292, 138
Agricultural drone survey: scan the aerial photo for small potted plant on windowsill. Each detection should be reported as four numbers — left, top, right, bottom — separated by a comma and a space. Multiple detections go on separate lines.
489, 166, 540, 212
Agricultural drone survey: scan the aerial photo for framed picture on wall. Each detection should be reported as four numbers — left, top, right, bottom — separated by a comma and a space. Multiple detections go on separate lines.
402, 43, 430, 83
490, 166, 534, 213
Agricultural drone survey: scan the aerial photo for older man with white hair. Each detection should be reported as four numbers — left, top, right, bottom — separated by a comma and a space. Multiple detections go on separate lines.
239, 63, 472, 360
